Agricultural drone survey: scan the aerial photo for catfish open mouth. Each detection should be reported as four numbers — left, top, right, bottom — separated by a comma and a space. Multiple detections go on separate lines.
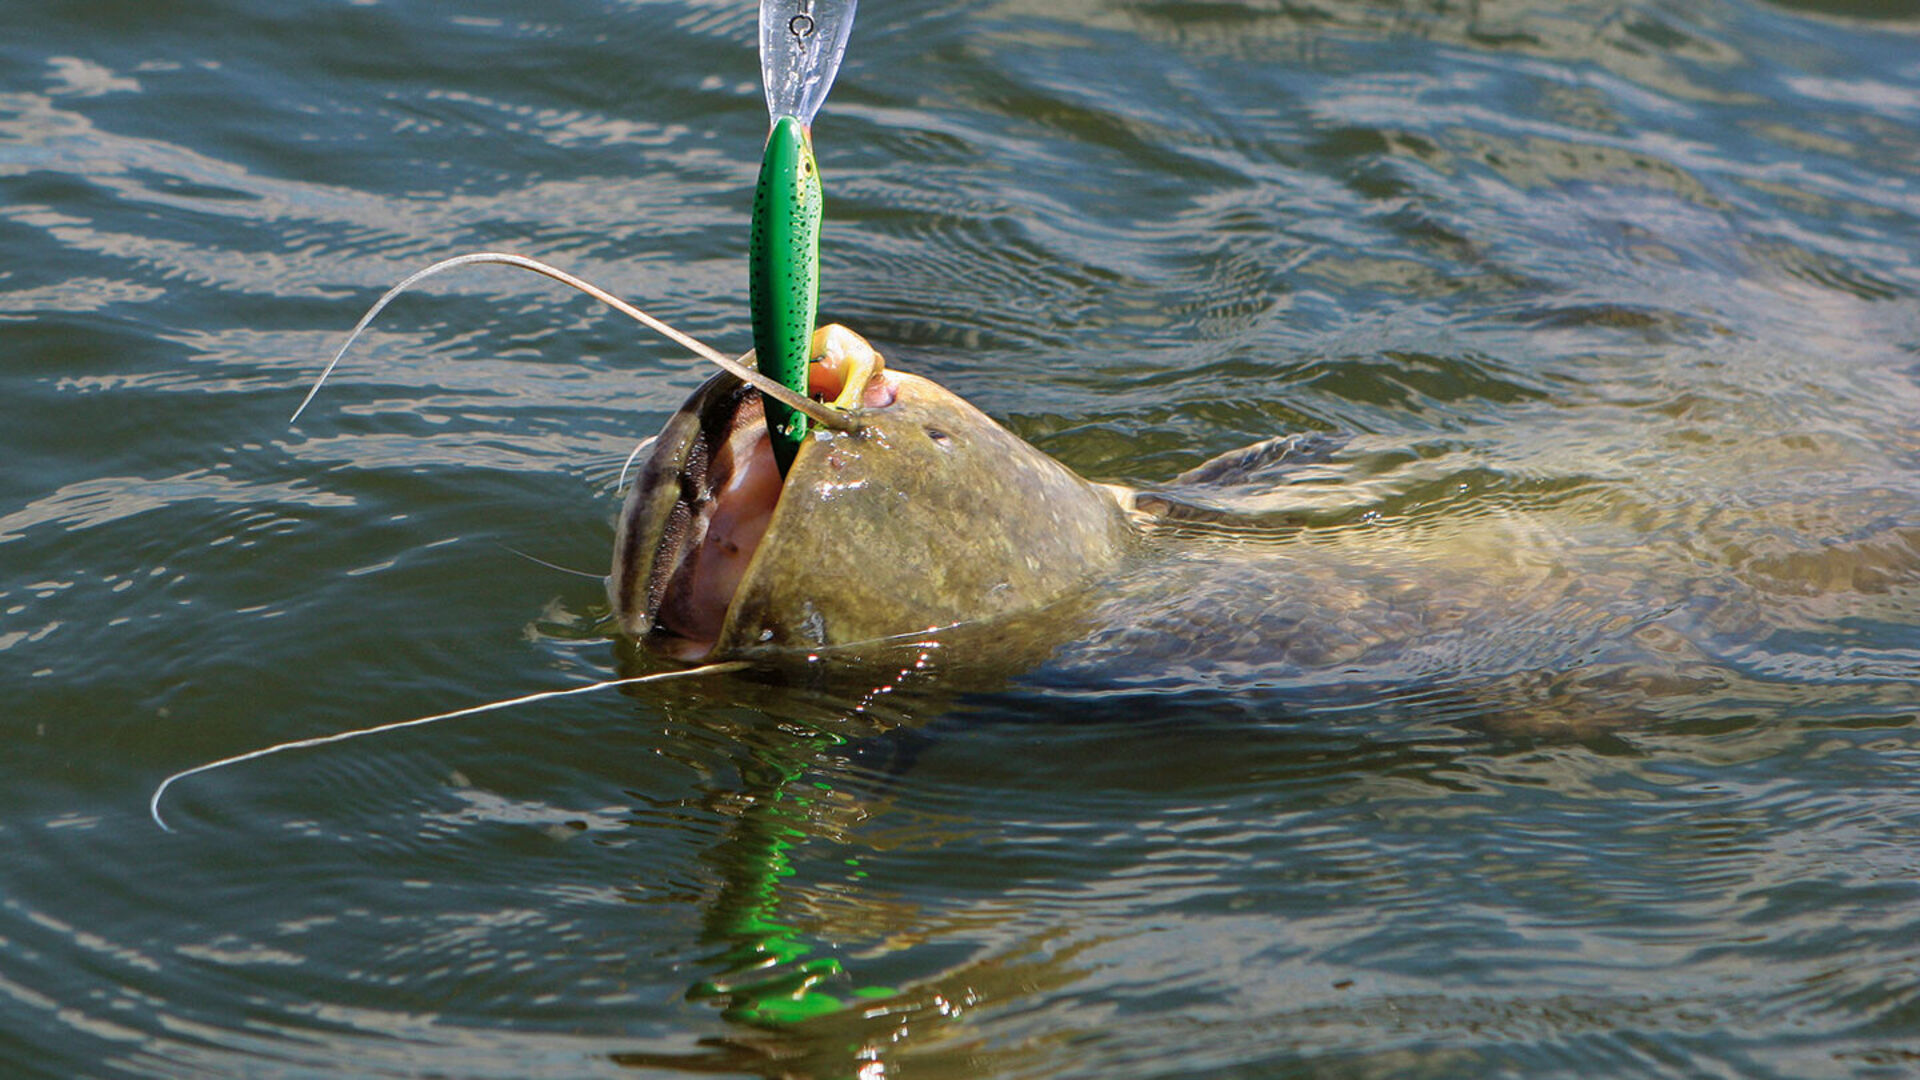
612, 328, 898, 661
610, 325, 1137, 664
641, 381, 781, 658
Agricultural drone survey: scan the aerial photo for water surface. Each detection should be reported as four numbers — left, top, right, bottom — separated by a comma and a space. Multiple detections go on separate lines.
3, 0, 1919, 1077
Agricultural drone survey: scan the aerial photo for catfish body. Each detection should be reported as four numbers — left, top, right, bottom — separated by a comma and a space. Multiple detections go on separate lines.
607, 329, 1919, 732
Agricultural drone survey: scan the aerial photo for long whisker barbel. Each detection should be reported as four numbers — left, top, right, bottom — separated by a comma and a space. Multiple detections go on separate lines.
292, 252, 856, 432
149, 661, 748, 832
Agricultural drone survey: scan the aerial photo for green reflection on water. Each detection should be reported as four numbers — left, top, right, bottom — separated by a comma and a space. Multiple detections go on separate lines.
687, 737, 897, 1029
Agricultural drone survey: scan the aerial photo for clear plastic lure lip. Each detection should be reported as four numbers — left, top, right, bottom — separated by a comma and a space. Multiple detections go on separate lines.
760, 0, 857, 126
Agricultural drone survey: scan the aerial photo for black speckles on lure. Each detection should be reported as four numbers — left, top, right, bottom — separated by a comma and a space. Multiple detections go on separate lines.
749, 115, 823, 475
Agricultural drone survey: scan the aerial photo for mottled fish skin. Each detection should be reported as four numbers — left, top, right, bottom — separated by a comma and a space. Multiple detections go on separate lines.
748, 115, 823, 474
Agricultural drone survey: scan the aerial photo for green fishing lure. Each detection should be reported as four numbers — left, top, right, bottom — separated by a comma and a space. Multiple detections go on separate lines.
749, 115, 823, 475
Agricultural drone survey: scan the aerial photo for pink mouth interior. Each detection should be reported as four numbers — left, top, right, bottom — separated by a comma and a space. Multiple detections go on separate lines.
649, 358, 897, 660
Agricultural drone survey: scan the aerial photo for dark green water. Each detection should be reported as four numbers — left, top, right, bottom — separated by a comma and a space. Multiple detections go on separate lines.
5, 0, 1920, 1076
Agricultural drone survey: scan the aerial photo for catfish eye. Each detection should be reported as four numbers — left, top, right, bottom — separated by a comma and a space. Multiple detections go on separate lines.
926, 427, 953, 448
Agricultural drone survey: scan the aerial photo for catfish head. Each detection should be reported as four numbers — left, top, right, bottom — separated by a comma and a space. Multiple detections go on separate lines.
610, 327, 1139, 661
